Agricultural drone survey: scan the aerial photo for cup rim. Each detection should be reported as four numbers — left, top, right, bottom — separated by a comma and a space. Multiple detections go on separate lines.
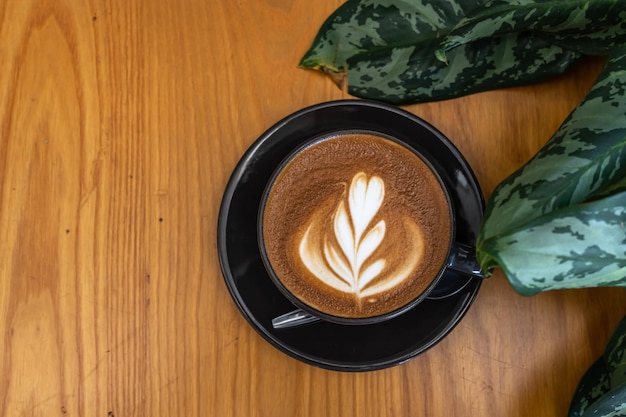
257, 128, 457, 325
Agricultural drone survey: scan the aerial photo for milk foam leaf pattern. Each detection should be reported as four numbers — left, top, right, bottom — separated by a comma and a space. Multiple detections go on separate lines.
356, 221, 386, 279
333, 200, 358, 282
328, 173, 387, 294
477, 46, 626, 293
437, 0, 626, 62
328, 200, 387, 287
299, 0, 581, 104
324, 234, 354, 287
349, 172, 384, 243
359, 259, 386, 291
569, 316, 626, 417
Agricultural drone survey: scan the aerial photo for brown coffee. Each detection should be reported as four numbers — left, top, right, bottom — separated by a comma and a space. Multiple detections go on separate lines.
261, 132, 452, 319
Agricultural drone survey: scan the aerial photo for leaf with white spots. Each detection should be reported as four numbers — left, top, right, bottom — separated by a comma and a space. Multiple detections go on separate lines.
299, 0, 581, 103
437, 0, 626, 62
477, 46, 626, 294
569, 317, 626, 417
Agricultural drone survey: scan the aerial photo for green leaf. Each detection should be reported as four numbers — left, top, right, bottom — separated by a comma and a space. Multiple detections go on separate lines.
478, 46, 626, 292
606, 319, 626, 389
299, 0, 581, 104
581, 384, 626, 417
479, 192, 626, 296
300, 0, 484, 72
570, 317, 626, 417
437, 0, 626, 61
346, 33, 581, 103
569, 357, 612, 417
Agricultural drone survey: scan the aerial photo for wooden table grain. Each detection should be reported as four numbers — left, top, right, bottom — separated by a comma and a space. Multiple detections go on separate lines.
1, 1, 625, 416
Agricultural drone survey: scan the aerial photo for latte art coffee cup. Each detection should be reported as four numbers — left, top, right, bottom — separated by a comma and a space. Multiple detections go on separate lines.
259, 131, 456, 322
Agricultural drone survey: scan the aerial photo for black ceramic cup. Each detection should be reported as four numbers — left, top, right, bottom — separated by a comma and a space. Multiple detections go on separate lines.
257, 128, 486, 327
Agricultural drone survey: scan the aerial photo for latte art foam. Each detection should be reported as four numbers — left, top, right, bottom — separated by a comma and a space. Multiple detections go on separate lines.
299, 173, 423, 299
262, 133, 452, 319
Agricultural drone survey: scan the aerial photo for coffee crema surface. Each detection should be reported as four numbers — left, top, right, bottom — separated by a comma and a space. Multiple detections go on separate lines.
262, 133, 452, 319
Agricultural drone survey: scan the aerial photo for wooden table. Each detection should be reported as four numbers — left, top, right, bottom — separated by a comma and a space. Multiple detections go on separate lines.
1, 1, 624, 416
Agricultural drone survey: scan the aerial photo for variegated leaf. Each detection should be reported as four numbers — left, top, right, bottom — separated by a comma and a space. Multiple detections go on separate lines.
479, 192, 626, 296
569, 357, 612, 417
300, 0, 484, 73
347, 33, 581, 103
606, 319, 626, 389
569, 317, 626, 417
579, 386, 626, 417
299, 0, 581, 103
437, 0, 626, 62
478, 46, 626, 287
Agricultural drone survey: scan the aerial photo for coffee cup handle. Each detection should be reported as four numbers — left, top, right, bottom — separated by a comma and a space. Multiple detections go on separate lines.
447, 242, 487, 279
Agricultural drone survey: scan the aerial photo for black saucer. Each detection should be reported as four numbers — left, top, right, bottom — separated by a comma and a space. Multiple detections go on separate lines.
217, 100, 485, 372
